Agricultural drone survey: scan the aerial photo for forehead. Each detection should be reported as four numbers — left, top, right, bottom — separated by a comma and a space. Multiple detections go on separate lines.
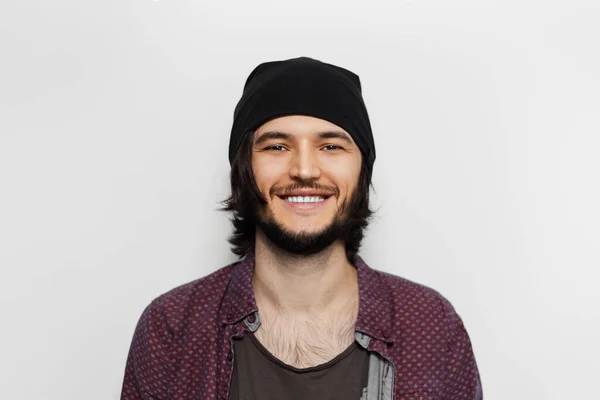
254, 115, 353, 141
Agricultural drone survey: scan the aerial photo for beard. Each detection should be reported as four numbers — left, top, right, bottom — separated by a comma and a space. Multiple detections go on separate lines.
254, 188, 361, 256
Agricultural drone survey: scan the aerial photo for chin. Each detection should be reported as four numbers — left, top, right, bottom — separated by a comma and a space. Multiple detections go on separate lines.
277, 218, 333, 235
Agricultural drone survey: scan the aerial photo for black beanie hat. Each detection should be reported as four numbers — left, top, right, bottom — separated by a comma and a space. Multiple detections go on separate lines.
228, 56, 376, 176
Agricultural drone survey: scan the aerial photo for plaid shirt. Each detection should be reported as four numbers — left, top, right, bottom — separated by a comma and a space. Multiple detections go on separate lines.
121, 252, 483, 399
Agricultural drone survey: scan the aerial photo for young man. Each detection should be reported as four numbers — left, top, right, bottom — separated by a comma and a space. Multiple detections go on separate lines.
120, 57, 483, 400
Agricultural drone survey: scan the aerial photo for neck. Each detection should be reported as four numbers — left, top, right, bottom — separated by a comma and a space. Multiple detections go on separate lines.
252, 228, 358, 315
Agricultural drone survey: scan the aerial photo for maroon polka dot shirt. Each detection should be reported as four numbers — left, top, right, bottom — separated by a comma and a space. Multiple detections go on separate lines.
120, 252, 483, 399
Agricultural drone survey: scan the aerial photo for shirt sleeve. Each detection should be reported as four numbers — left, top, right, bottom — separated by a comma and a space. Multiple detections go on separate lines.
440, 297, 483, 400
120, 299, 174, 400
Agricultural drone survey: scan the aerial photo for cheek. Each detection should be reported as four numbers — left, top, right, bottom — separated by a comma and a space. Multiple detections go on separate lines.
252, 156, 286, 197
323, 158, 361, 192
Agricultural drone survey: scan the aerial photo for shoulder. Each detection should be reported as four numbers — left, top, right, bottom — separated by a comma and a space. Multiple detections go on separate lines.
158, 261, 238, 305
379, 269, 448, 305
374, 268, 459, 333
142, 260, 240, 333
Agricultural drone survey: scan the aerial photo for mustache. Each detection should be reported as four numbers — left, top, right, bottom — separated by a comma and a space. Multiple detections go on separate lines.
270, 182, 339, 198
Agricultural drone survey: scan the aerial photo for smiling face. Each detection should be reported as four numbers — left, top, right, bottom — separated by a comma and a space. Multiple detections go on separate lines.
251, 115, 363, 254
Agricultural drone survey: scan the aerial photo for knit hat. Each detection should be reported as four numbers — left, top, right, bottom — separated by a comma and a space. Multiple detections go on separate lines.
228, 56, 376, 176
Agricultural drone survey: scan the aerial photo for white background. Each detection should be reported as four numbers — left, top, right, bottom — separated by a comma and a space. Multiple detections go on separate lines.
1, 0, 599, 399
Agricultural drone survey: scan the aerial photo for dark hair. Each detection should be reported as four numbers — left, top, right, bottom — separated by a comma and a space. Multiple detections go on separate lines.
219, 130, 375, 263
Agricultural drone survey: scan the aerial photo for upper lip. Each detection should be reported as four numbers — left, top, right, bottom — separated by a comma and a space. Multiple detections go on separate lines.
278, 190, 333, 198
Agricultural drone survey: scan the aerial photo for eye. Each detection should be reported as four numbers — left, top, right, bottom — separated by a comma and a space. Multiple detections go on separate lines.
265, 145, 286, 151
323, 145, 343, 151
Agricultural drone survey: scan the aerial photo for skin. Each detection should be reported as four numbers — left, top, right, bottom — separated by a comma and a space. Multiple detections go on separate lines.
250, 115, 364, 368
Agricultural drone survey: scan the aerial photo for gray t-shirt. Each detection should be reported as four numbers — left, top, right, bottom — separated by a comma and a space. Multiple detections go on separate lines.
228, 332, 370, 400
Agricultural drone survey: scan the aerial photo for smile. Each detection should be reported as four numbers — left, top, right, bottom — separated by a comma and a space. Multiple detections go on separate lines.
277, 195, 332, 210
284, 196, 325, 203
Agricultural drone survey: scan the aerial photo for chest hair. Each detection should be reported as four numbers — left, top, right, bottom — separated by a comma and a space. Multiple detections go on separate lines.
253, 301, 358, 369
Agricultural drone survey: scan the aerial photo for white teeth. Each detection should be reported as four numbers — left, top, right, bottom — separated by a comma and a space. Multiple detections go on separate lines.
285, 196, 325, 203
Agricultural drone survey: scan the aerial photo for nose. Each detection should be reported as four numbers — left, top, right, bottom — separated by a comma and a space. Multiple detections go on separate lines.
289, 148, 321, 182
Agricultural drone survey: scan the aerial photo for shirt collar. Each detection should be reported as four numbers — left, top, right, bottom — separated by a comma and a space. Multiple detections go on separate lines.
220, 251, 395, 344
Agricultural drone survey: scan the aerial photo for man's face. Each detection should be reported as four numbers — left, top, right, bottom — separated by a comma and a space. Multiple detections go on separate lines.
251, 115, 363, 255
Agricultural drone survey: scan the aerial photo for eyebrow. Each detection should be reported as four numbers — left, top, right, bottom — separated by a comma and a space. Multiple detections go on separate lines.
254, 130, 353, 146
